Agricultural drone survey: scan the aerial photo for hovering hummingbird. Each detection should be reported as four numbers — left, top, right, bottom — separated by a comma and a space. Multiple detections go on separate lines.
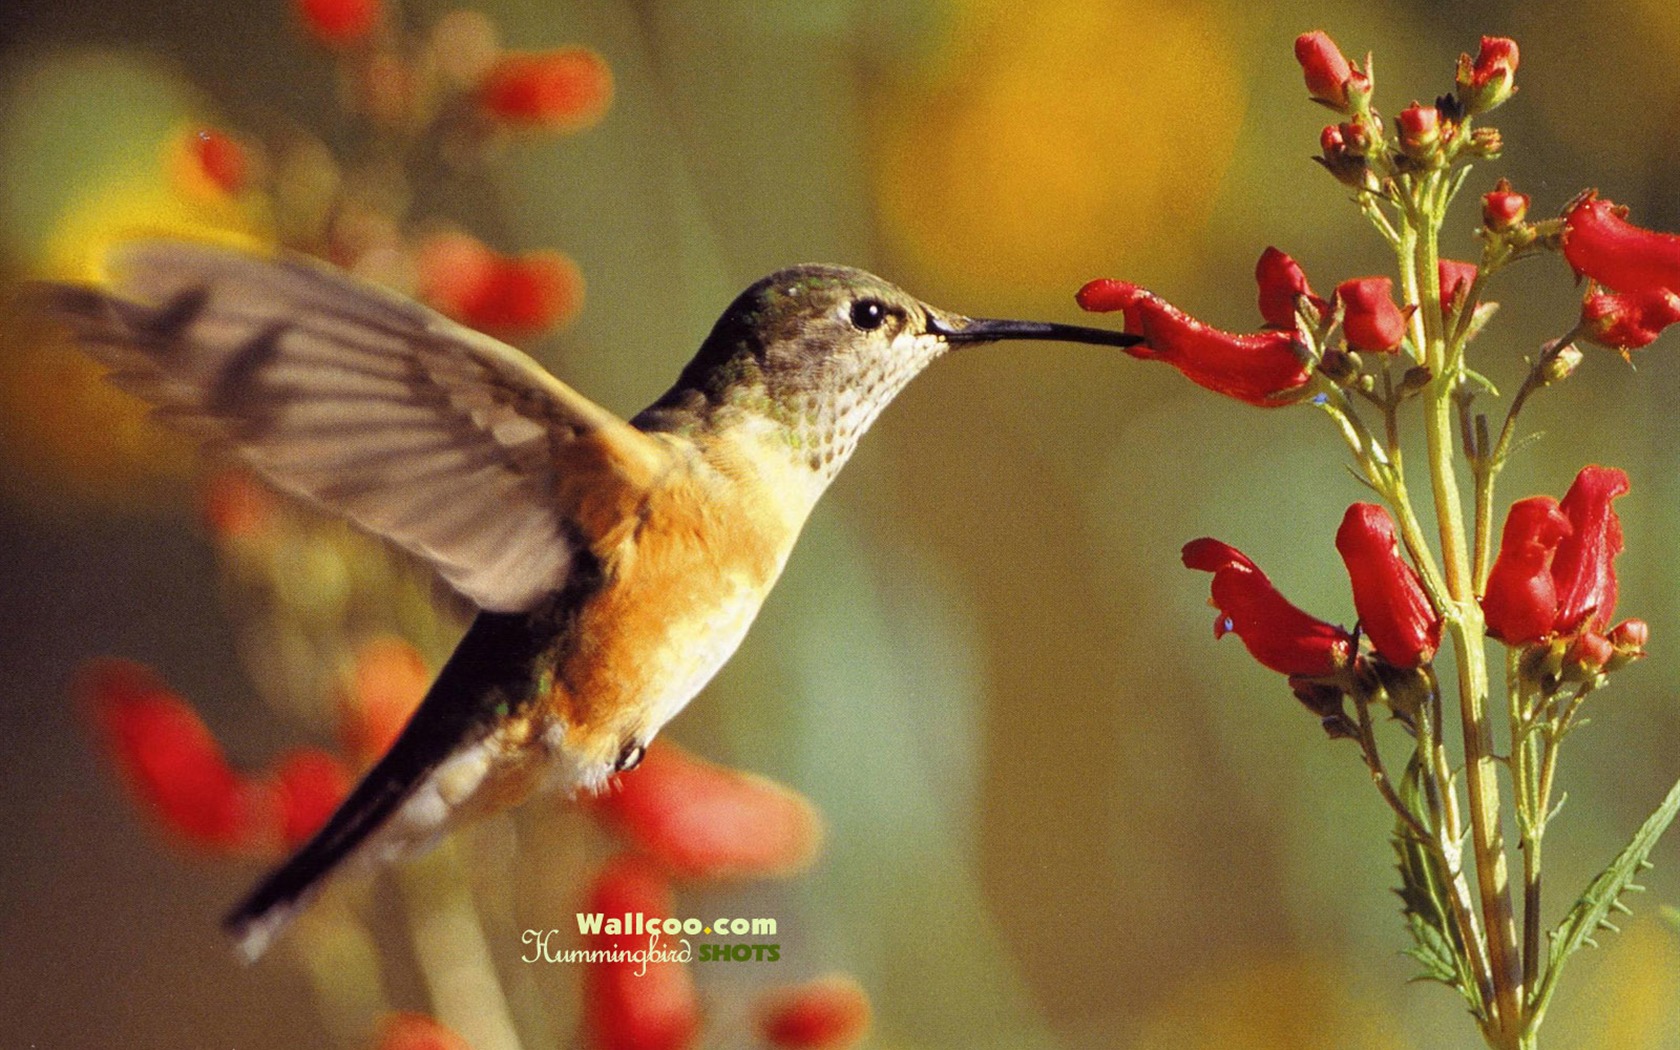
37, 242, 1138, 960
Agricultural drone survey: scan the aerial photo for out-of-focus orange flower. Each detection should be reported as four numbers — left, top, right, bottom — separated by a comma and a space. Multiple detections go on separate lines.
374, 1012, 473, 1050
476, 48, 613, 132
338, 636, 430, 767
755, 976, 871, 1050
201, 467, 281, 541
416, 231, 584, 337
593, 741, 824, 880
169, 127, 251, 198
272, 748, 352, 848
80, 659, 272, 854
295, 0, 381, 48
581, 855, 701, 1050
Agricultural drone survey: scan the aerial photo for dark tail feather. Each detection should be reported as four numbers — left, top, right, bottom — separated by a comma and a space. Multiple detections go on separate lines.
223, 610, 545, 961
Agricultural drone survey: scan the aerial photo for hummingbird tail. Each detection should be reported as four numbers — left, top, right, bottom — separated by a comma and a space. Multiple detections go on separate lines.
223, 611, 547, 962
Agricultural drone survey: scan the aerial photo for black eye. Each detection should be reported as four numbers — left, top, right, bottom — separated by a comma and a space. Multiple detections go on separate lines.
849, 299, 888, 331
614, 741, 646, 773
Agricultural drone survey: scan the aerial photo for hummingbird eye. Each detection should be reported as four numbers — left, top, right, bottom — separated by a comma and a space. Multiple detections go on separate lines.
614, 741, 646, 773
848, 298, 889, 331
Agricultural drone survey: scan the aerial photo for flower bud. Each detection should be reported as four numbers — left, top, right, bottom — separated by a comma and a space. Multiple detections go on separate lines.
1294, 31, 1361, 111
1564, 630, 1615, 679
1606, 618, 1649, 670
1316, 124, 1366, 187
1335, 276, 1408, 353
1397, 103, 1442, 159
1465, 126, 1503, 158
1336, 503, 1441, 668
1482, 178, 1529, 231
1540, 344, 1584, 385
1457, 36, 1519, 114
1182, 538, 1354, 678
1438, 259, 1478, 318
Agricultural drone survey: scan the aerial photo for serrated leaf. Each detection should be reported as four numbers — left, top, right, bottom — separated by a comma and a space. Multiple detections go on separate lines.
1391, 762, 1483, 1016
1531, 775, 1680, 1022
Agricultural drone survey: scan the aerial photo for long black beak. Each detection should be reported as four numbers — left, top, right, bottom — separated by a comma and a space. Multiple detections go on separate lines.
927, 313, 1141, 348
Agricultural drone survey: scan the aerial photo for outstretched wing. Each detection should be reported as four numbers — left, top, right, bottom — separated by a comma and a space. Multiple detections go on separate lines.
34, 241, 668, 612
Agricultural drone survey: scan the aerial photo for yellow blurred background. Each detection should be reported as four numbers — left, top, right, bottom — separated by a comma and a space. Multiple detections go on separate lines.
3, 0, 1680, 1047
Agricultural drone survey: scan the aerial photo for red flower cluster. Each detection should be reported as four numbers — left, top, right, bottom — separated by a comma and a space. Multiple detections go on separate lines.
1563, 193, 1680, 350
1185, 502, 1440, 680
1483, 466, 1645, 666
416, 232, 585, 338
81, 660, 351, 856
582, 741, 865, 1050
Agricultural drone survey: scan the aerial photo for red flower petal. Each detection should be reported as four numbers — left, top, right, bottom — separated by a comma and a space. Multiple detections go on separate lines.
1482, 179, 1529, 231
1396, 103, 1441, 157
1482, 496, 1572, 644
271, 749, 351, 848
1182, 539, 1353, 677
1438, 259, 1479, 318
339, 636, 430, 767
1335, 276, 1407, 353
1335, 504, 1440, 668
756, 976, 871, 1050
593, 742, 823, 880
417, 233, 584, 336
191, 128, 248, 194
295, 0, 380, 47
581, 856, 700, 1050
79, 660, 271, 855
477, 48, 613, 132
1562, 192, 1680, 297
1076, 279, 1311, 406
375, 1012, 473, 1050
1581, 288, 1680, 350
201, 467, 280, 542
1458, 36, 1519, 113
1255, 247, 1326, 329
1294, 31, 1355, 110
1551, 465, 1629, 634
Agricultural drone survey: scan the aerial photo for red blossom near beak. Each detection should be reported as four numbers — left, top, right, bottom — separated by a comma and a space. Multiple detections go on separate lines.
1182, 538, 1354, 677
1438, 259, 1479, 318
581, 856, 701, 1050
80, 660, 270, 855
1294, 31, 1364, 111
1335, 504, 1441, 668
1396, 103, 1442, 157
270, 749, 351, 849
1581, 288, 1680, 351
295, 0, 381, 47
1076, 279, 1311, 406
591, 741, 824, 879
756, 976, 872, 1050
1255, 247, 1327, 329
1551, 465, 1629, 635
375, 1012, 473, 1050
417, 232, 585, 336
1457, 35, 1520, 113
1481, 496, 1572, 644
1562, 192, 1680, 297
477, 48, 613, 132
1334, 276, 1408, 353
1482, 179, 1529, 231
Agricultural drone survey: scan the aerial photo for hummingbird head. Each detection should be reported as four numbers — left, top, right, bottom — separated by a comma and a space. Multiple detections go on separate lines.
636, 264, 1139, 486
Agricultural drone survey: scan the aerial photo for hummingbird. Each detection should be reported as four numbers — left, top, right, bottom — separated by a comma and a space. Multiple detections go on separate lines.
36, 241, 1138, 960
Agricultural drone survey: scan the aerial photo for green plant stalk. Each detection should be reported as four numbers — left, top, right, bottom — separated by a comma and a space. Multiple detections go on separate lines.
1402, 174, 1524, 1044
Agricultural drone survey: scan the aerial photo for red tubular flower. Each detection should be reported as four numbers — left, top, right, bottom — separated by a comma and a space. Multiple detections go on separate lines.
1076, 280, 1311, 406
1335, 504, 1440, 668
1396, 103, 1441, 158
417, 233, 584, 336
1562, 192, 1680, 296
80, 660, 269, 855
582, 856, 701, 1050
591, 741, 824, 879
295, 0, 380, 47
1481, 496, 1572, 644
1581, 289, 1680, 350
375, 1012, 472, 1050
1182, 538, 1353, 677
1255, 247, 1326, 329
1482, 179, 1529, 231
1294, 31, 1361, 111
1457, 36, 1519, 113
1439, 259, 1479, 317
271, 749, 351, 849
477, 48, 613, 132
1334, 276, 1408, 352
1551, 465, 1629, 634
756, 976, 872, 1050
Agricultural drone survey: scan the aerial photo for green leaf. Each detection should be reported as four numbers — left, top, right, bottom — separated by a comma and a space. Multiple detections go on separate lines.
1531, 776, 1680, 1024
1391, 763, 1483, 1017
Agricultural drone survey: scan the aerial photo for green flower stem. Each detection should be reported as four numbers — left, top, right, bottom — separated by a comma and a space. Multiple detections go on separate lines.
1404, 172, 1524, 1043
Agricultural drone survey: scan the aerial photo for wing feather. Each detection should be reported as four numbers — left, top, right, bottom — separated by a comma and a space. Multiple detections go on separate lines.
33, 241, 669, 612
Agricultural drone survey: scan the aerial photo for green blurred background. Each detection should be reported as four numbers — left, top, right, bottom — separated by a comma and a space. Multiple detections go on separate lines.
3, 0, 1680, 1047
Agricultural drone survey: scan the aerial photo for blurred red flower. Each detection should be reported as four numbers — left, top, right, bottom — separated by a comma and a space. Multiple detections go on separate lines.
755, 975, 872, 1050
295, 0, 381, 47
417, 232, 584, 337
477, 48, 613, 132
581, 855, 701, 1050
